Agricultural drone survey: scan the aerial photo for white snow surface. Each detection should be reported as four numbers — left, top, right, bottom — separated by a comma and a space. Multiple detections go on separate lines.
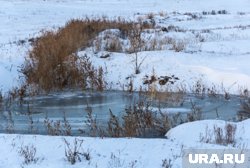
1, 1, 250, 167
0, 119, 249, 168
1, 0, 250, 93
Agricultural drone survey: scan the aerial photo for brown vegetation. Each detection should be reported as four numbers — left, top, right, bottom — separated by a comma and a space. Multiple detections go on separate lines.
200, 123, 237, 146
21, 18, 153, 92
83, 101, 171, 138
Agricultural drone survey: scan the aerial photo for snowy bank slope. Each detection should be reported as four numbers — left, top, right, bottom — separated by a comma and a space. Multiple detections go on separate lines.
1, 119, 250, 168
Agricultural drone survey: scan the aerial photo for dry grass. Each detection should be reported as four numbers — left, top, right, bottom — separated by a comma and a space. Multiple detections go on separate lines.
21, 18, 153, 92
239, 87, 249, 99
108, 102, 171, 137
44, 112, 71, 136
200, 123, 237, 146
187, 101, 202, 122
82, 101, 172, 137
162, 159, 173, 168
19, 145, 39, 165
108, 109, 123, 137
63, 138, 90, 165
105, 36, 123, 52
170, 40, 186, 52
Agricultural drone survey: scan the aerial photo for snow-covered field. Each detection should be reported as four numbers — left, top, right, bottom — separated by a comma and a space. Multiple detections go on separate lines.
0, 119, 249, 168
1, 0, 250, 167
1, 0, 250, 93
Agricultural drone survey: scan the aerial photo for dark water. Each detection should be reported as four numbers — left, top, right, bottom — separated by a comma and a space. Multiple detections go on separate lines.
0, 90, 243, 136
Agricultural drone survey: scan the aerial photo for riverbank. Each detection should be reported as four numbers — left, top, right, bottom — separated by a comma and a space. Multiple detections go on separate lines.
0, 119, 249, 168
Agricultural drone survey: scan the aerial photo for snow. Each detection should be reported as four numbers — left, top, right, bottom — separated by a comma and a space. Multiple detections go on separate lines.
152, 107, 191, 113
1, 0, 250, 167
0, 119, 249, 167
86, 50, 250, 93
1, 0, 250, 93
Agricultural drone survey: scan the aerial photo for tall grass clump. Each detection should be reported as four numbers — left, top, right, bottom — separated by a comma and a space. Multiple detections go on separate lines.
21, 18, 153, 92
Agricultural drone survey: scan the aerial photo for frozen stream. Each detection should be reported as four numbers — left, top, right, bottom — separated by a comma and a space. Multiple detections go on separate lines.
0, 90, 243, 136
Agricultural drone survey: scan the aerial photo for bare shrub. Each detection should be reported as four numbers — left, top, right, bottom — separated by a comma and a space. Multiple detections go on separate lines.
83, 105, 98, 136
94, 29, 125, 53
80, 55, 106, 91
93, 37, 102, 53
108, 153, 125, 168
147, 13, 155, 20
19, 145, 39, 165
81, 96, 176, 137
187, 101, 202, 122
193, 80, 206, 99
169, 112, 185, 127
81, 104, 106, 137
218, 10, 228, 14
239, 88, 249, 99
5, 110, 15, 134
62, 113, 72, 136
128, 23, 147, 74
200, 123, 237, 146
127, 78, 134, 93
203, 10, 227, 15
122, 102, 154, 137
162, 159, 173, 168
44, 112, 71, 136
214, 126, 224, 144
4, 85, 27, 105
145, 35, 176, 51
94, 101, 172, 137
161, 25, 186, 33
104, 36, 123, 52
211, 10, 216, 15
107, 109, 123, 137
225, 123, 236, 144
199, 126, 213, 143
96, 67, 105, 91
130, 103, 155, 136
64, 138, 90, 165
207, 84, 219, 98
128, 160, 138, 168
224, 91, 231, 100
155, 112, 172, 136
170, 40, 186, 52
27, 105, 38, 134
44, 117, 61, 136
146, 37, 159, 51
122, 102, 171, 137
